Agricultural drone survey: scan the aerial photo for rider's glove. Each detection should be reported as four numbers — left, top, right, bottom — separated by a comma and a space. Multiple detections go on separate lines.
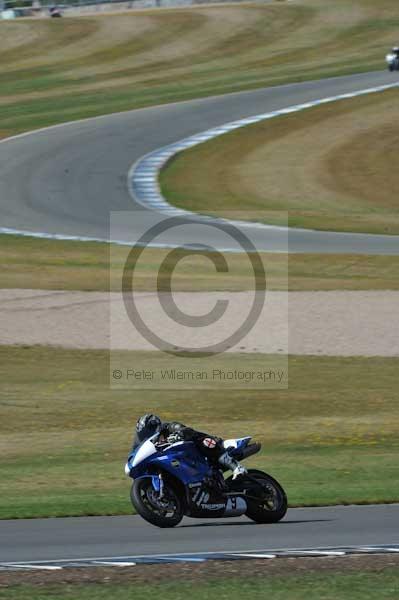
167, 432, 182, 444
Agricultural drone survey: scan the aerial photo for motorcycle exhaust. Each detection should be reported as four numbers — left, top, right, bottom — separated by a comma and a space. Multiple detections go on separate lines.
236, 442, 262, 461
223, 496, 247, 517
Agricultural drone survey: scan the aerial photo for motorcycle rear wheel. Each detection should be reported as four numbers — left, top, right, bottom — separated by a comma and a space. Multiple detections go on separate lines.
131, 477, 184, 528
242, 469, 288, 524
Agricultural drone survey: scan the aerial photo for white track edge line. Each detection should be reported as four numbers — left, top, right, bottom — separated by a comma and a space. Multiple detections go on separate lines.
3, 543, 399, 566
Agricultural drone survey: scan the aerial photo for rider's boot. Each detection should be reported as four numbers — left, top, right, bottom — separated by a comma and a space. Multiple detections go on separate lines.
218, 451, 248, 480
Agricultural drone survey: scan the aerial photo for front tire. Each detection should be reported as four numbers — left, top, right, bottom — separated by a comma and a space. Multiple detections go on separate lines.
131, 477, 184, 528
243, 469, 288, 524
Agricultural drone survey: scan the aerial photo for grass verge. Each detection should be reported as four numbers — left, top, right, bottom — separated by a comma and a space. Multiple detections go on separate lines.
0, 346, 398, 518
160, 88, 399, 235
2, 568, 399, 600
0, 1, 399, 139
1, 234, 399, 291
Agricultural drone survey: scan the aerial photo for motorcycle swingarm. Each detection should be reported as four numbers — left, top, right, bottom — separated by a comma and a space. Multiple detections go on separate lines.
224, 490, 265, 502
227, 476, 273, 499
228, 473, 266, 489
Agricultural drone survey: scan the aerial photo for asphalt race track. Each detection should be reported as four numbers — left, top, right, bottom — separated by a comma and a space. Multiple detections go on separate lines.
1, 504, 398, 564
1, 70, 399, 253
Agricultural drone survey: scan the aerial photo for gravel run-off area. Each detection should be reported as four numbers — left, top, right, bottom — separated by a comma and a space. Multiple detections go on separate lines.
1, 554, 399, 587
0, 289, 398, 356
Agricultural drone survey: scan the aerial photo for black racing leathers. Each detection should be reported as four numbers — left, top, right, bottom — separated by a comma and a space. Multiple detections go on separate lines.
132, 421, 223, 462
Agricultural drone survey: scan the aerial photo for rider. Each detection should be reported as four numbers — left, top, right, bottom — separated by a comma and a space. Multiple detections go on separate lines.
131, 414, 247, 480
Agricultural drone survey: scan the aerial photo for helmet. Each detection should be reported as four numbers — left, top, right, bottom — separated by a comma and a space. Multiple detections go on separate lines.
136, 414, 162, 442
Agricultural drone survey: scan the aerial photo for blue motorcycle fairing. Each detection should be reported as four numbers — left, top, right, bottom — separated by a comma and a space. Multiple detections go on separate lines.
127, 435, 252, 519
128, 440, 213, 485
235, 436, 251, 449
225, 436, 251, 454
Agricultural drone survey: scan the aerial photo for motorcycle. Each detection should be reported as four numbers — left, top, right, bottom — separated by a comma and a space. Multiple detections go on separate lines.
386, 47, 399, 72
125, 433, 287, 528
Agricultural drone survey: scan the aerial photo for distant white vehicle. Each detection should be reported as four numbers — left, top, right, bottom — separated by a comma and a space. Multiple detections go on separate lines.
1, 8, 16, 18
386, 47, 399, 71
1, 6, 33, 18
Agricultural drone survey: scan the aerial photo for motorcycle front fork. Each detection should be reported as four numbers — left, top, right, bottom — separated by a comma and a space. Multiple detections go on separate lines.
157, 473, 164, 499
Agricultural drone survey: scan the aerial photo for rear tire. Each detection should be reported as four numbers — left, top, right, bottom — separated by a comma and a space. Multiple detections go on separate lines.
243, 469, 287, 524
131, 477, 184, 528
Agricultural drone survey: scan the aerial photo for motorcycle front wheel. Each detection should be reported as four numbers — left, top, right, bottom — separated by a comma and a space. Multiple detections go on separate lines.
242, 469, 288, 524
131, 477, 184, 528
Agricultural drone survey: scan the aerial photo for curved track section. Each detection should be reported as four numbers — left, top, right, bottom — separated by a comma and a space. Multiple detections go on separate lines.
0, 504, 398, 564
1, 71, 399, 254
130, 82, 399, 219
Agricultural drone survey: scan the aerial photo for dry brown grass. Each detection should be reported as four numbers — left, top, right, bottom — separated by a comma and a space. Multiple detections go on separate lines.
1, 1, 399, 138
161, 88, 399, 234
1, 234, 399, 291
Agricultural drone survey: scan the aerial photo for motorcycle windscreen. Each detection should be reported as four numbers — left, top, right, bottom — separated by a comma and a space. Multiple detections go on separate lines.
131, 439, 157, 467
